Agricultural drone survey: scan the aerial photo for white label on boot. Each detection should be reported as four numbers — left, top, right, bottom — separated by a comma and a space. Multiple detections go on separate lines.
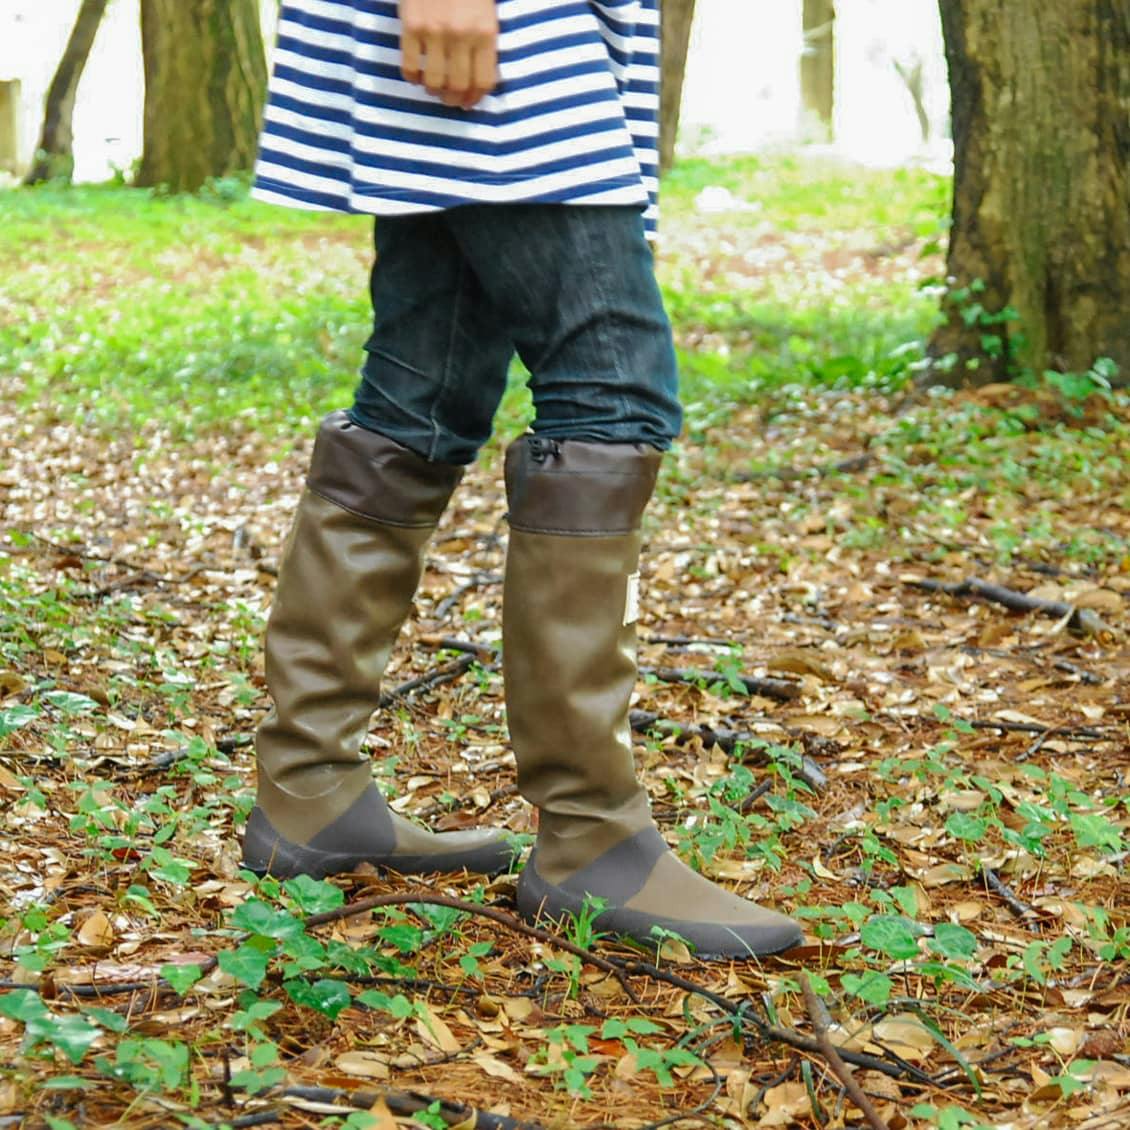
623, 572, 640, 626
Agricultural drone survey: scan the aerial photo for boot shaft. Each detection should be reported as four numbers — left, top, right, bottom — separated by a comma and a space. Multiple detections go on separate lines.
503, 437, 661, 879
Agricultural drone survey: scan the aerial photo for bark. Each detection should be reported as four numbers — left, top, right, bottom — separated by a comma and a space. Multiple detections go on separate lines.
930, 0, 1130, 387
659, 0, 697, 173
136, 0, 267, 193
24, 0, 109, 185
801, 0, 836, 140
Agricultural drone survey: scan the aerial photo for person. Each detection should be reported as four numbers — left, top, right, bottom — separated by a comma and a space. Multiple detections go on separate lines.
242, 0, 801, 959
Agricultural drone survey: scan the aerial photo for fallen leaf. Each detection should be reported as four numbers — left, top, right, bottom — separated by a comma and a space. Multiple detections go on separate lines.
76, 911, 114, 951
335, 1050, 390, 1080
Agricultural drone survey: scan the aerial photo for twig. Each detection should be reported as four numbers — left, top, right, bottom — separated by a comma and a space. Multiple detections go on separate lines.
981, 866, 1038, 928
270, 1084, 542, 1130
630, 711, 828, 791
800, 972, 891, 1130
739, 778, 774, 814
1018, 724, 1064, 761
379, 653, 477, 706
908, 577, 1118, 638
966, 718, 1105, 740
306, 890, 640, 1003
643, 635, 741, 649
613, 959, 940, 1087
417, 635, 499, 660
434, 572, 502, 620
641, 665, 802, 703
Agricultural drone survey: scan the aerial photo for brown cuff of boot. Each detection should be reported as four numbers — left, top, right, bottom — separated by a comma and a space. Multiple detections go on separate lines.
308, 411, 463, 527
505, 437, 661, 536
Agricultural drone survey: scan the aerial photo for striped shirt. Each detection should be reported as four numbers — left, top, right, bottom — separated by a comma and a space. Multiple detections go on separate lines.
253, 0, 660, 234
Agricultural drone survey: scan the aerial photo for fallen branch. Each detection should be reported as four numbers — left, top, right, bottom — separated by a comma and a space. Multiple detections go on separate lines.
981, 866, 1038, 929
908, 577, 1118, 638
267, 1083, 542, 1130
612, 959, 941, 1088
739, 778, 774, 814
379, 653, 477, 706
630, 711, 828, 791
306, 890, 640, 1002
643, 635, 741, 649
641, 666, 802, 703
434, 572, 502, 620
800, 972, 891, 1130
966, 718, 1106, 741
417, 634, 498, 660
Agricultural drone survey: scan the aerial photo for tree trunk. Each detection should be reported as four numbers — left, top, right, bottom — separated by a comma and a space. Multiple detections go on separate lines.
136, 0, 267, 193
659, 0, 697, 173
930, 0, 1130, 387
24, 0, 109, 185
800, 0, 835, 141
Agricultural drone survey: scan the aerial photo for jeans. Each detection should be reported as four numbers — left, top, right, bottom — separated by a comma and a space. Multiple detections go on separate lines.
349, 204, 682, 465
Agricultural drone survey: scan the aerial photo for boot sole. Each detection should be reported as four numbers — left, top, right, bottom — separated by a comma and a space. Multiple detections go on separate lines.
242, 816, 518, 881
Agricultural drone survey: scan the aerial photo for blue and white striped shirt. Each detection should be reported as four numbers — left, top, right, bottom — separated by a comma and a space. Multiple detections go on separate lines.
253, 0, 660, 233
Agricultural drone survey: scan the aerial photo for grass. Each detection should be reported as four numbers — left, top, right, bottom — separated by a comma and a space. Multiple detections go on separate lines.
0, 156, 951, 439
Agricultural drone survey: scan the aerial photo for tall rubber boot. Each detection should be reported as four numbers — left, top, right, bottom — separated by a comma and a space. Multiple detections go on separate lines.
505, 436, 801, 958
242, 411, 516, 880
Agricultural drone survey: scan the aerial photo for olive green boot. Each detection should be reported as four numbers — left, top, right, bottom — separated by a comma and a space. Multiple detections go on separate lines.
505, 436, 801, 958
242, 411, 516, 880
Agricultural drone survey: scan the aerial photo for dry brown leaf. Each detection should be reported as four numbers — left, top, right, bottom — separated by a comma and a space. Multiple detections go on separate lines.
415, 1002, 461, 1053
472, 1052, 521, 1084
1071, 587, 1123, 613
363, 1097, 398, 1130
335, 1050, 390, 1080
870, 1014, 935, 1062
76, 911, 114, 951
0, 671, 27, 699
755, 1081, 810, 1125
767, 649, 836, 681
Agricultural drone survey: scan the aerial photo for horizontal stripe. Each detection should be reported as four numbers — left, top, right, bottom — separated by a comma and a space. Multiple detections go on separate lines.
256, 0, 660, 235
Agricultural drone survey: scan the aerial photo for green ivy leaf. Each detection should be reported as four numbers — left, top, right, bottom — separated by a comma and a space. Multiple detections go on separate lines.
160, 963, 203, 996
0, 989, 49, 1022
860, 915, 922, 960
41, 1014, 102, 1065
282, 874, 345, 916
841, 970, 893, 1007
218, 942, 271, 989
43, 691, 100, 715
945, 812, 988, 842
230, 899, 304, 941
931, 922, 977, 960
284, 977, 352, 1019
357, 990, 416, 1019
0, 705, 40, 737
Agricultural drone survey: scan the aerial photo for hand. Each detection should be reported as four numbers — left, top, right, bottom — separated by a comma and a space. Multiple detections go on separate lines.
398, 0, 499, 109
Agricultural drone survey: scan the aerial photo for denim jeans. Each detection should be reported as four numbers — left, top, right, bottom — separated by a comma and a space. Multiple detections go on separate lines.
348, 204, 682, 465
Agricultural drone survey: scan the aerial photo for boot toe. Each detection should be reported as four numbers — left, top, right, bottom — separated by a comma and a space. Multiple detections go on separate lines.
517, 845, 803, 960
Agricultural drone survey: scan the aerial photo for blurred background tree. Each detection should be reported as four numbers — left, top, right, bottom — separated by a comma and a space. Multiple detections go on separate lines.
932, 0, 1130, 386
660, 0, 696, 172
800, 0, 836, 140
135, 0, 266, 192
23, 0, 108, 184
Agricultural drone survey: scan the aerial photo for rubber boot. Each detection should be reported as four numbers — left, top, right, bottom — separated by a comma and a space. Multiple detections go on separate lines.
242, 411, 516, 880
505, 436, 802, 958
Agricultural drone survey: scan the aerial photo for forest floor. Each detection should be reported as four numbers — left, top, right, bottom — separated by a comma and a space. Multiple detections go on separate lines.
0, 156, 1128, 1130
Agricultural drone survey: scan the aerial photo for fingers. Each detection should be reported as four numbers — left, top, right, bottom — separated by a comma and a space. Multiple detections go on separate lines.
468, 37, 498, 108
398, 0, 499, 109
422, 34, 447, 96
400, 30, 422, 85
446, 40, 473, 103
